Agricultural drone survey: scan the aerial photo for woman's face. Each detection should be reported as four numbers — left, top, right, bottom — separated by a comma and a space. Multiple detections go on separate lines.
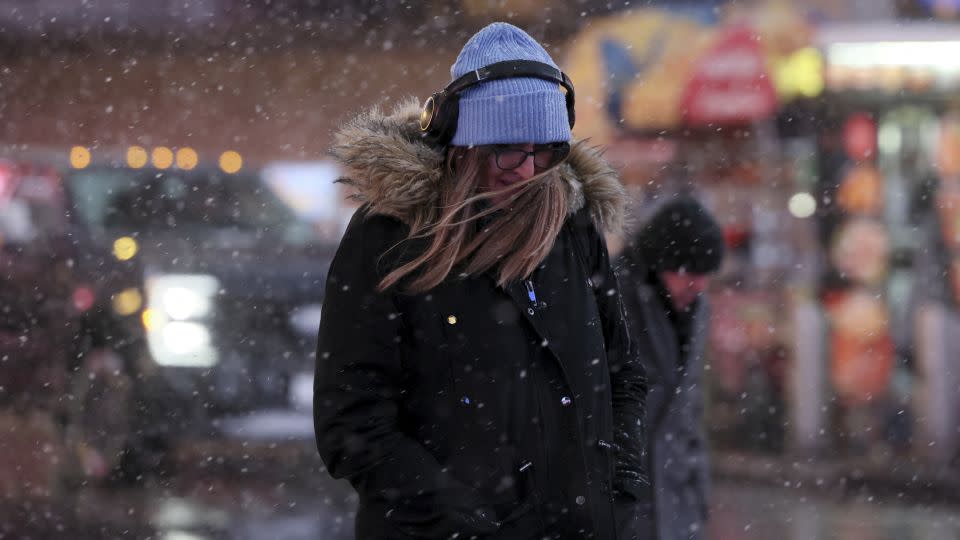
479, 143, 538, 206
475, 142, 570, 207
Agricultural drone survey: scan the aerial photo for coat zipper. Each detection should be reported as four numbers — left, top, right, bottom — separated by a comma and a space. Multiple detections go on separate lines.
524, 279, 538, 307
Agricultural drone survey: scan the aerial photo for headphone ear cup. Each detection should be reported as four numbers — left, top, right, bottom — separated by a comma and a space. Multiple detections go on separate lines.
420, 93, 443, 142
423, 94, 459, 147
558, 72, 576, 130
438, 98, 459, 146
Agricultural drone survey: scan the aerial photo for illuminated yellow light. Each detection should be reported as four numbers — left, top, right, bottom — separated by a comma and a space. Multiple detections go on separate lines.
142, 308, 161, 331
70, 146, 91, 169
112, 288, 143, 316
219, 151, 243, 173
152, 147, 174, 169
112, 236, 138, 261
775, 47, 825, 99
176, 147, 198, 170
795, 48, 825, 98
127, 146, 148, 169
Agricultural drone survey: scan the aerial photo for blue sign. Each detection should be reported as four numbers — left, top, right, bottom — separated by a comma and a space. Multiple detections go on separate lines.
919, 0, 960, 12
642, 0, 724, 24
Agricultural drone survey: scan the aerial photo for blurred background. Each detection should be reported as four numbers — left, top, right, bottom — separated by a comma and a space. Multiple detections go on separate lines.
2, 0, 960, 538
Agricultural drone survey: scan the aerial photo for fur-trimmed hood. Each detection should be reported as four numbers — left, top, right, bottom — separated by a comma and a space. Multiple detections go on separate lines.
330, 98, 627, 234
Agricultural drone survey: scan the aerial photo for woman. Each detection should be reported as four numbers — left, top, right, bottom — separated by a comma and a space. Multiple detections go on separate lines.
314, 22, 648, 540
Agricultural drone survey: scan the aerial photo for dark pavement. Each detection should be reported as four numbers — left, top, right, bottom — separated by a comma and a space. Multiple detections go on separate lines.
3, 440, 958, 540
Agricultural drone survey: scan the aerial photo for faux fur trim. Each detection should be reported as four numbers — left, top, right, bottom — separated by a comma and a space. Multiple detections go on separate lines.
330, 97, 627, 233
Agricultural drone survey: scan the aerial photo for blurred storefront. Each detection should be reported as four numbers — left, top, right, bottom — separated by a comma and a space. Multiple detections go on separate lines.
566, 1, 823, 456
3, 0, 957, 468
567, 3, 960, 465
814, 21, 960, 463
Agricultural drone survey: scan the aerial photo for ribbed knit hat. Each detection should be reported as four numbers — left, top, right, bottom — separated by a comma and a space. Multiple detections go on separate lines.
635, 195, 725, 274
450, 22, 572, 147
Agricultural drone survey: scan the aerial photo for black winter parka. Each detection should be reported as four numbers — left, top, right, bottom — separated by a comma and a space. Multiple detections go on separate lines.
313, 100, 648, 540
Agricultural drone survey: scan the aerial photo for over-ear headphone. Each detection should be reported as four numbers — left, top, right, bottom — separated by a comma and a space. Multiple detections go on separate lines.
419, 59, 576, 147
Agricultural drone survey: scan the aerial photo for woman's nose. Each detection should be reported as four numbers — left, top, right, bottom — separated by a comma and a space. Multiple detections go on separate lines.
515, 152, 536, 179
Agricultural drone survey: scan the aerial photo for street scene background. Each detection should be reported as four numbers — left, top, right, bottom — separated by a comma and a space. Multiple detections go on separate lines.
2, 1, 960, 538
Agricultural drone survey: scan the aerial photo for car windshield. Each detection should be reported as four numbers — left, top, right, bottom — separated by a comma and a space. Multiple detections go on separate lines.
65, 167, 317, 245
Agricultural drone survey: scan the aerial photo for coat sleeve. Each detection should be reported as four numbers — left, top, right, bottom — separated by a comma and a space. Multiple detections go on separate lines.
691, 300, 712, 520
580, 216, 650, 500
313, 209, 499, 539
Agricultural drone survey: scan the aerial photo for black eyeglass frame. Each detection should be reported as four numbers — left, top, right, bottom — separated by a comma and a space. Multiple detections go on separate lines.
485, 142, 571, 171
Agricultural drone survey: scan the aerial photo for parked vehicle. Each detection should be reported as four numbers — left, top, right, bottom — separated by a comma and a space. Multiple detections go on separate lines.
1, 157, 334, 484
0, 159, 137, 485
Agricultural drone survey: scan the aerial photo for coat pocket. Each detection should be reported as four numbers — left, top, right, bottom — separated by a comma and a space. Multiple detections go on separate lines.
483, 449, 528, 516
492, 459, 546, 539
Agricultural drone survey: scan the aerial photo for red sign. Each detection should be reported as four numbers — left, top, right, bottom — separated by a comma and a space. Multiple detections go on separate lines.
680, 27, 778, 126
602, 137, 677, 165
0, 160, 16, 202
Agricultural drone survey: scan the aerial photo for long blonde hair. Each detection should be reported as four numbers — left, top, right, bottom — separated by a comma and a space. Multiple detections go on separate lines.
378, 147, 569, 293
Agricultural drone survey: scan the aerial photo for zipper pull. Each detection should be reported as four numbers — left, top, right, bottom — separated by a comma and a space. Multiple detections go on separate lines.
524, 280, 537, 305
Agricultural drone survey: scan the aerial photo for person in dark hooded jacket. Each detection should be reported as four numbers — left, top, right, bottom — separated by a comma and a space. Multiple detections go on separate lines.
616, 195, 725, 540
313, 22, 649, 540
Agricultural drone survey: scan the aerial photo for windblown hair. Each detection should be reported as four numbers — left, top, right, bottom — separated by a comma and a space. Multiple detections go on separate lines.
378, 147, 569, 293
330, 99, 628, 295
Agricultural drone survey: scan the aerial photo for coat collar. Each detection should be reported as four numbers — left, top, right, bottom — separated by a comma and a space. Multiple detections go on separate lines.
330, 98, 628, 235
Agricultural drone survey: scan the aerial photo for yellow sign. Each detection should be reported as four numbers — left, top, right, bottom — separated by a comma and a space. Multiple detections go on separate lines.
774, 47, 825, 99
564, 4, 813, 143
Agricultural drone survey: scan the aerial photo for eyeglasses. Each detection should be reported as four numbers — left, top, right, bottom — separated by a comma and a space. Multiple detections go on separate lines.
486, 142, 571, 171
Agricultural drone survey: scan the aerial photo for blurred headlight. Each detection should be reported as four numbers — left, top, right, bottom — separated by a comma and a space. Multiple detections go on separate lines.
162, 322, 211, 355
163, 286, 211, 320
147, 274, 219, 321
144, 273, 220, 367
